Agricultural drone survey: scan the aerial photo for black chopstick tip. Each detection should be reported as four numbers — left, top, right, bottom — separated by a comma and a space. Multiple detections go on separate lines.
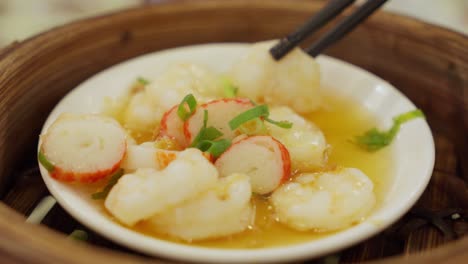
269, 38, 295, 61
270, 0, 387, 59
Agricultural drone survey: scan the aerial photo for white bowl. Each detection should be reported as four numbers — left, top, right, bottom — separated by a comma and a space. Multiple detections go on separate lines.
38, 43, 435, 263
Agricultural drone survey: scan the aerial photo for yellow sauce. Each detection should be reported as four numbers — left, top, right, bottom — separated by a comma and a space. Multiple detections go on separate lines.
124, 93, 394, 249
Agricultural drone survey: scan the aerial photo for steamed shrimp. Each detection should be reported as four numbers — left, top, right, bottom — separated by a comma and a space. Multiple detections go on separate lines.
271, 168, 376, 231
146, 63, 222, 111
108, 63, 223, 135
122, 91, 164, 133
105, 148, 218, 226
120, 142, 179, 172
228, 41, 321, 113
266, 106, 328, 172
147, 173, 254, 241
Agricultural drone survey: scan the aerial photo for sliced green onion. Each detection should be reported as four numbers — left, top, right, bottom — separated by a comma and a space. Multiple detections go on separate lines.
190, 110, 223, 147
69, 229, 88, 241
221, 78, 238, 98
238, 118, 268, 135
188, 109, 230, 157
354, 109, 425, 151
229, 104, 292, 131
38, 151, 55, 172
190, 110, 208, 147
190, 133, 204, 148
196, 139, 232, 158
26, 195, 56, 224
203, 127, 224, 141
91, 169, 124, 200
264, 117, 293, 129
394, 109, 425, 124
229, 105, 269, 130
137, 77, 149, 85
202, 108, 208, 128
177, 94, 197, 121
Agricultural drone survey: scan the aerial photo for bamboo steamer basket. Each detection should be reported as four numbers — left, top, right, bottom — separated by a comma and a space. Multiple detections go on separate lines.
0, 1, 466, 263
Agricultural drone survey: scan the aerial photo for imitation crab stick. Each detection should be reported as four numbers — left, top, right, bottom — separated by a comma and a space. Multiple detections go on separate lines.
39, 114, 127, 183
157, 105, 188, 147
184, 98, 254, 144
215, 135, 291, 194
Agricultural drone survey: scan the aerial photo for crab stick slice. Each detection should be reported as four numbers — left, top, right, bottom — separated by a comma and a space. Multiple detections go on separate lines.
39, 114, 127, 183
156, 105, 187, 147
215, 136, 291, 194
184, 98, 254, 144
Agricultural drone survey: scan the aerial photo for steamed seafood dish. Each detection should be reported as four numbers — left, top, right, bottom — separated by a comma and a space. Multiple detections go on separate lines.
38, 41, 420, 247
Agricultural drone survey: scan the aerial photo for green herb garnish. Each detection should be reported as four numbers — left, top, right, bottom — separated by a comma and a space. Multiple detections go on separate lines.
137, 77, 149, 85
177, 94, 197, 121
25, 195, 56, 224
38, 151, 55, 172
354, 109, 425, 151
264, 117, 293, 129
201, 126, 224, 141
91, 169, 124, 200
229, 104, 293, 130
69, 229, 88, 241
238, 118, 268, 135
196, 139, 232, 158
229, 105, 269, 130
190, 110, 232, 158
190, 110, 224, 146
221, 78, 239, 98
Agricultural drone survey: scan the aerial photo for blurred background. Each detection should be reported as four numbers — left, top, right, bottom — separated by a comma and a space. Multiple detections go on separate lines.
0, 0, 467, 48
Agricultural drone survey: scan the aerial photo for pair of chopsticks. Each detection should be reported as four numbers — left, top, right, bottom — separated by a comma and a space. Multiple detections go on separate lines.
270, 0, 388, 60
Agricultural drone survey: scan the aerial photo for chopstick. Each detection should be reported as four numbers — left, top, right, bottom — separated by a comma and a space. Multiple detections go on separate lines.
270, 0, 388, 60
270, 0, 356, 60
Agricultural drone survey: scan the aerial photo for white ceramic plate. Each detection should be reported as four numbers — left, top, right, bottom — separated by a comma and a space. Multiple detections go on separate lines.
38, 43, 435, 263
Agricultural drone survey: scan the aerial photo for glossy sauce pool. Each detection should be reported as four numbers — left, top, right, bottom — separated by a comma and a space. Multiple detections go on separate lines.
119, 93, 393, 249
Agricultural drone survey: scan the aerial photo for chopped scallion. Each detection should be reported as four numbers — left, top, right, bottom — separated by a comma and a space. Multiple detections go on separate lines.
69, 229, 88, 241
221, 78, 239, 98
25, 195, 56, 224
202, 127, 224, 141
91, 169, 124, 200
394, 109, 425, 124
264, 117, 293, 129
203, 108, 208, 128
38, 151, 55, 172
137, 77, 149, 85
238, 118, 268, 135
229, 104, 293, 130
195, 139, 232, 158
190, 110, 224, 147
229, 105, 269, 130
190, 110, 209, 147
177, 94, 197, 121
354, 109, 425, 151
189, 110, 230, 157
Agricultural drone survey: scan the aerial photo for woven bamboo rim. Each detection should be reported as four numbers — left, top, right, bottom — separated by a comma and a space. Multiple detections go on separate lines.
0, 1, 466, 263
